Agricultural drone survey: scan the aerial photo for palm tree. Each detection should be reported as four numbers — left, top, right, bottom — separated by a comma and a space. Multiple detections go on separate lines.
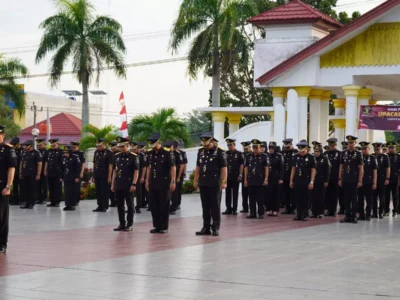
35, 0, 127, 131
170, 0, 255, 108
128, 108, 192, 147
0, 54, 28, 116
79, 124, 119, 151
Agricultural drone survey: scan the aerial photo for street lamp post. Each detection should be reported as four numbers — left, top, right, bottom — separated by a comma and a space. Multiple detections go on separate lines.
31, 128, 40, 150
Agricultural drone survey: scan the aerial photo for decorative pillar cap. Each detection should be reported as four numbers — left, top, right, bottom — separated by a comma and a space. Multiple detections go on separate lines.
321, 90, 332, 101
358, 88, 373, 99
333, 99, 345, 109
369, 100, 378, 105
271, 87, 288, 98
331, 119, 346, 129
309, 89, 324, 100
294, 86, 312, 97
226, 113, 242, 125
211, 112, 227, 123
342, 85, 361, 96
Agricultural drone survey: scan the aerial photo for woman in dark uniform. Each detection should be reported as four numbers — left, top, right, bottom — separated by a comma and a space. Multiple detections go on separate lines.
62, 146, 81, 211
311, 143, 330, 218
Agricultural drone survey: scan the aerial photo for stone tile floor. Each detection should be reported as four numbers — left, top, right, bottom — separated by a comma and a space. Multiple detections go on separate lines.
1, 193, 400, 300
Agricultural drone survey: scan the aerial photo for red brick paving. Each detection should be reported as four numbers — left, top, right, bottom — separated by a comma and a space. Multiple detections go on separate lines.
0, 214, 338, 277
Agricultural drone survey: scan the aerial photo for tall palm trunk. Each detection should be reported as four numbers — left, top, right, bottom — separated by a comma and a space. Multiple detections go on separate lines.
211, 52, 221, 107
81, 72, 90, 136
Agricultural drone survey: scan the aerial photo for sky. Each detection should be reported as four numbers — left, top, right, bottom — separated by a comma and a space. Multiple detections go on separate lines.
0, 0, 387, 127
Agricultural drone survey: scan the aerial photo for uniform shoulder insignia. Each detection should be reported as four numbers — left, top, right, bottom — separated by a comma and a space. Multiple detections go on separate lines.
115, 152, 121, 156
147, 149, 153, 152
130, 152, 137, 156
5, 143, 12, 147
218, 146, 224, 151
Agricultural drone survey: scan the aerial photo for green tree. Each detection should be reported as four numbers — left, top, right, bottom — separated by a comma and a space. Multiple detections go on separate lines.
79, 124, 119, 151
0, 54, 28, 116
128, 108, 192, 147
0, 96, 21, 139
170, 0, 256, 108
184, 109, 212, 142
35, 0, 127, 131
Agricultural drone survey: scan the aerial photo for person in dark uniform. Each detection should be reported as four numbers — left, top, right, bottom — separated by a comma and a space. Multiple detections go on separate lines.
36, 139, 48, 205
146, 133, 176, 234
0, 126, 17, 254
70, 141, 85, 207
260, 141, 267, 154
138, 143, 149, 210
382, 144, 388, 154
371, 142, 390, 219
108, 140, 119, 207
358, 142, 377, 221
9, 138, 21, 206
311, 143, 330, 218
325, 138, 341, 217
266, 142, 283, 216
290, 140, 316, 221
244, 139, 269, 219
385, 141, 399, 217
338, 141, 349, 215
45, 138, 63, 207
175, 141, 187, 210
169, 141, 184, 215
19, 140, 42, 209
194, 132, 227, 235
240, 141, 252, 213
111, 137, 139, 232
61, 146, 81, 211
282, 138, 298, 215
222, 138, 244, 216
130, 141, 146, 214
339, 136, 363, 223
93, 139, 113, 212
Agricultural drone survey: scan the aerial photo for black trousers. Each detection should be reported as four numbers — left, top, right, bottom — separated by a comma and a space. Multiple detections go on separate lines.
248, 185, 264, 216
21, 177, 37, 207
343, 182, 358, 218
109, 184, 116, 206
294, 183, 310, 218
339, 186, 345, 211
311, 183, 325, 216
326, 179, 339, 213
283, 180, 295, 211
373, 183, 385, 215
48, 176, 62, 205
75, 179, 81, 204
149, 189, 170, 230
142, 183, 148, 207
37, 175, 48, 202
116, 189, 134, 226
95, 178, 109, 209
199, 186, 221, 230
267, 182, 280, 212
0, 189, 9, 248
225, 180, 239, 212
385, 181, 398, 214
178, 178, 183, 207
64, 181, 78, 207
358, 184, 373, 216
242, 185, 249, 212
12, 178, 20, 204
170, 181, 182, 211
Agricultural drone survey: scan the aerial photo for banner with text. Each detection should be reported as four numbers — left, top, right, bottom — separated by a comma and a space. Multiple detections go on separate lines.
359, 105, 400, 131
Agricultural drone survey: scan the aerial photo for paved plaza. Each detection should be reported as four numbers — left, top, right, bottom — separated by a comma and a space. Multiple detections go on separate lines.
0, 194, 400, 300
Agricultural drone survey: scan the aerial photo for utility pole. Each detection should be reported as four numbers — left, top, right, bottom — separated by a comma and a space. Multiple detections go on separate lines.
46, 107, 50, 145
31, 102, 43, 149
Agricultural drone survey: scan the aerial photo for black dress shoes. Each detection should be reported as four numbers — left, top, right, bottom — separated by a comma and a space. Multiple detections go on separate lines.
124, 225, 133, 232
246, 214, 257, 219
195, 228, 212, 236
150, 228, 160, 234
0, 246, 6, 254
114, 225, 126, 231
222, 210, 232, 215
212, 230, 219, 236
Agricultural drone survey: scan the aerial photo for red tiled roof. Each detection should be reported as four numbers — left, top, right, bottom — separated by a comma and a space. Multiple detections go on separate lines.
256, 0, 400, 84
21, 113, 82, 136
247, 0, 342, 28
18, 135, 81, 145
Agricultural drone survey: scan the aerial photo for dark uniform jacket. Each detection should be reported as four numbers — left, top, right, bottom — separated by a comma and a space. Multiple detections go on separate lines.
14, 148, 22, 178
180, 150, 188, 180
0, 143, 17, 186
282, 149, 298, 181
387, 152, 400, 183
21, 150, 42, 177
138, 152, 147, 178
373, 153, 390, 184
197, 146, 227, 187
315, 155, 330, 184
46, 148, 64, 178
226, 149, 244, 181
73, 150, 86, 165
362, 154, 377, 185
340, 150, 363, 183
268, 152, 284, 182
293, 153, 316, 184
38, 148, 48, 176
113, 151, 139, 191
93, 149, 113, 179
172, 150, 183, 180
62, 155, 81, 182
245, 153, 269, 186
147, 147, 175, 190
326, 149, 341, 180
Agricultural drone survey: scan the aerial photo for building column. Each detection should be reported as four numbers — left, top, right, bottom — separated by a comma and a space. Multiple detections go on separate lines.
320, 90, 331, 144
295, 87, 311, 141
227, 113, 242, 136
309, 89, 323, 143
271, 87, 287, 145
212, 112, 226, 142
286, 89, 299, 145
358, 88, 373, 142
343, 86, 361, 137
331, 119, 346, 142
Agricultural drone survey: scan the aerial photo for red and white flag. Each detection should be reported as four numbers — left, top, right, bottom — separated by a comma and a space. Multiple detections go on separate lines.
119, 92, 128, 138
